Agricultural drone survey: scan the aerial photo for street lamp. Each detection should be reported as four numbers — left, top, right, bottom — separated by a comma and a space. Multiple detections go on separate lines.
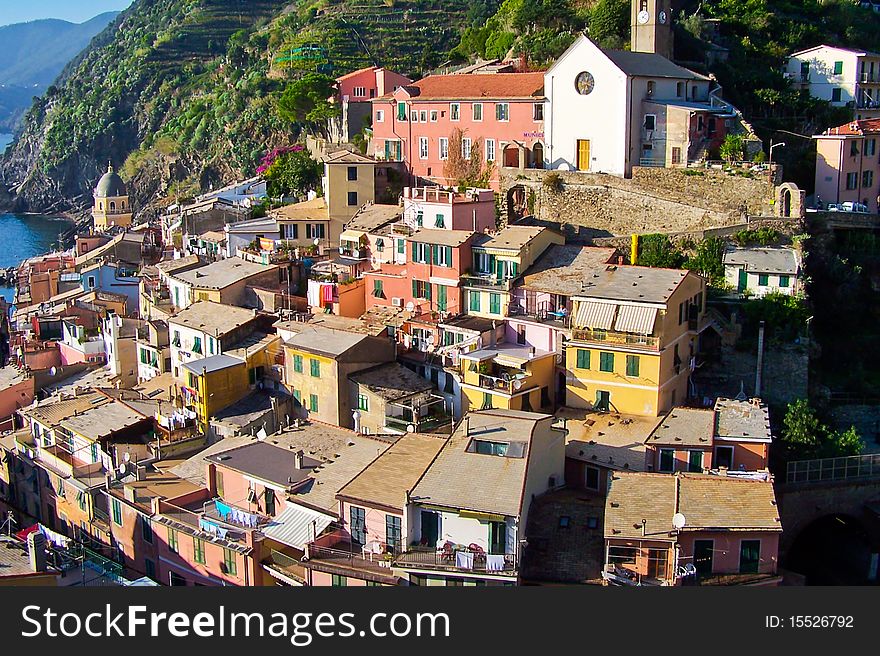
769, 140, 786, 164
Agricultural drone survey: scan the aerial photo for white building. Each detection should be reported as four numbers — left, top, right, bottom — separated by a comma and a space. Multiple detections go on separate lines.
544, 35, 733, 177
786, 45, 880, 120
723, 246, 802, 298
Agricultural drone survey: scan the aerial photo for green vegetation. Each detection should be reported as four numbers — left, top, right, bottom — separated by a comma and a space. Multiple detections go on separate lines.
636, 234, 686, 269
277, 73, 340, 136
781, 399, 864, 461
741, 291, 809, 341
683, 237, 726, 285
444, 128, 495, 188
259, 146, 321, 198
732, 227, 780, 247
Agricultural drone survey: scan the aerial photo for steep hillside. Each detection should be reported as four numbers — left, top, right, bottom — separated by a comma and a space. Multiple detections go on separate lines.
0, 12, 120, 132
0, 0, 475, 215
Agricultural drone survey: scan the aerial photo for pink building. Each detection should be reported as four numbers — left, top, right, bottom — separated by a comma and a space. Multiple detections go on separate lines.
604, 471, 782, 586
333, 66, 412, 144
303, 433, 446, 586
362, 229, 474, 317
814, 118, 880, 211
371, 73, 547, 187
336, 66, 412, 102
402, 186, 496, 232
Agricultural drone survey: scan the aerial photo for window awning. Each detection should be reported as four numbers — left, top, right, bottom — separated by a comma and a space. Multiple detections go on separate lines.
260, 504, 333, 550
614, 305, 658, 335
574, 301, 617, 330
339, 230, 364, 243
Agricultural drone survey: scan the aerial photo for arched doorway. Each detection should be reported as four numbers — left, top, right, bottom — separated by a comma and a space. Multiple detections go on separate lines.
503, 144, 521, 169
785, 514, 877, 584
782, 189, 792, 218
532, 143, 544, 169
506, 185, 527, 223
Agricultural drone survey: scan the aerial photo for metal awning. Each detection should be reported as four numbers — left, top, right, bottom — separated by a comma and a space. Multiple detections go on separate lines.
260, 504, 333, 550
339, 230, 365, 243
614, 305, 658, 335
574, 301, 617, 330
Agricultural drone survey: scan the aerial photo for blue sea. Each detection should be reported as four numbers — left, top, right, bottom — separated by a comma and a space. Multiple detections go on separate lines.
0, 213, 74, 304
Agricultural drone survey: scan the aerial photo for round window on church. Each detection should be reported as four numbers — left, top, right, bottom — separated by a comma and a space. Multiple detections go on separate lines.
575, 71, 595, 95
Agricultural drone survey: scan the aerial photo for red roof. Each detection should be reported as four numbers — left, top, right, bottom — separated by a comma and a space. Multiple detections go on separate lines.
399, 72, 546, 100
336, 66, 379, 82
822, 118, 880, 136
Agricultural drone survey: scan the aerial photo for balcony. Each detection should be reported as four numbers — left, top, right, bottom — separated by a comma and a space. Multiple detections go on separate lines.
473, 372, 532, 395
394, 546, 518, 576
571, 328, 661, 351
385, 411, 452, 434
339, 245, 367, 260
461, 272, 515, 291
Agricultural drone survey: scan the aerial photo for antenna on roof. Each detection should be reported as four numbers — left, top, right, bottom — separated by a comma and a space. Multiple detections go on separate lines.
672, 513, 687, 531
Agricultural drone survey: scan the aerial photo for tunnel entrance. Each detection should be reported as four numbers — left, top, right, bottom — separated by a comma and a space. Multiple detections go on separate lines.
785, 514, 879, 585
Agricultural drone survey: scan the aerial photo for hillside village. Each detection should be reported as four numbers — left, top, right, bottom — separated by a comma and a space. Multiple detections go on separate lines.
1, 0, 877, 588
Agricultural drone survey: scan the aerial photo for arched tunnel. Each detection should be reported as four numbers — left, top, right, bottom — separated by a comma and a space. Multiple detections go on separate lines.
784, 513, 879, 585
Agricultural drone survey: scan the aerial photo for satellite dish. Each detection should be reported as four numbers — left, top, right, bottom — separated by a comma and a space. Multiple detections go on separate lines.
406, 424, 416, 433
513, 379, 523, 391
123, 452, 131, 463
672, 513, 687, 530
49, 367, 57, 377
313, 238, 320, 246
352, 410, 361, 421
405, 302, 415, 312
118, 462, 128, 475
257, 428, 268, 441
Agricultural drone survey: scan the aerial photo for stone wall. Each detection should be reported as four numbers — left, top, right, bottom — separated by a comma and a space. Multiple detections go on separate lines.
500, 166, 777, 237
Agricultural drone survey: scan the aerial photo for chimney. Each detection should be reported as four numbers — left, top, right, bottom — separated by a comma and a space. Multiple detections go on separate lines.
463, 416, 470, 436
27, 531, 48, 573
294, 450, 305, 470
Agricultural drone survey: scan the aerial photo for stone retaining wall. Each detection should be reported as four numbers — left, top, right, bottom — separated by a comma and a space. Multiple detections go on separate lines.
500, 166, 777, 237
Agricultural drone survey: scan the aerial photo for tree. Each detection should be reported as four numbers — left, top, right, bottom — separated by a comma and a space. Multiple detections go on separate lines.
719, 134, 745, 162
444, 128, 494, 188
589, 0, 630, 49
781, 399, 865, 460
277, 73, 340, 135
636, 234, 686, 268
685, 237, 726, 285
259, 145, 320, 198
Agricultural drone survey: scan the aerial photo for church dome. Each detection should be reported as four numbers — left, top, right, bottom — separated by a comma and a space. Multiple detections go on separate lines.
95, 163, 127, 198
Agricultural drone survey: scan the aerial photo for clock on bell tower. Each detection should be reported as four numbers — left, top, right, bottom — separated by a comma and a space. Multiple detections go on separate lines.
631, 0, 674, 60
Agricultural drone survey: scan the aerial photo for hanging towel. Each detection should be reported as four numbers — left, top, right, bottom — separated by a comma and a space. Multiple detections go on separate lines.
215, 500, 232, 519
216, 527, 229, 540
455, 551, 474, 570
307, 280, 320, 307
486, 554, 506, 572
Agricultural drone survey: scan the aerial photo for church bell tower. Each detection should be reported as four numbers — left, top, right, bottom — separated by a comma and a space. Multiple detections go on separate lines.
631, 0, 674, 60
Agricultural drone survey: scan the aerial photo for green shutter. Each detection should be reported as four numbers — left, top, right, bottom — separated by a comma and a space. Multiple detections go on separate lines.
412, 279, 418, 297
576, 349, 590, 370
437, 285, 447, 312
489, 293, 501, 315
426, 283, 432, 301
626, 355, 640, 377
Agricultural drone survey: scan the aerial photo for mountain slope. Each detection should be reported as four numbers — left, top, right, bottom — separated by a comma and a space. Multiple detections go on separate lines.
0, 13, 120, 131
0, 0, 475, 215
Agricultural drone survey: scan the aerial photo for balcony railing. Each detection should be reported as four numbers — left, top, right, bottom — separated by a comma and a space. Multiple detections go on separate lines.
394, 547, 518, 575
461, 273, 514, 291
385, 413, 452, 434
786, 453, 880, 484
306, 543, 395, 574
571, 328, 661, 350
473, 373, 532, 394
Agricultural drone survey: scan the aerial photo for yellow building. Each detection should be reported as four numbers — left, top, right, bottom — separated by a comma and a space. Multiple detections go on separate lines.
463, 226, 564, 319
92, 163, 133, 231
282, 325, 395, 428
459, 344, 558, 413
322, 150, 376, 226
180, 354, 250, 429
565, 265, 707, 417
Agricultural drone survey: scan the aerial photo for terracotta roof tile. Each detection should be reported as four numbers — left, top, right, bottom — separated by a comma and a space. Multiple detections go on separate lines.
399, 72, 545, 100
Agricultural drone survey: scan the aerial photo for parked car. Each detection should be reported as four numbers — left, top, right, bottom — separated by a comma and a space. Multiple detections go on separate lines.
840, 201, 870, 213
